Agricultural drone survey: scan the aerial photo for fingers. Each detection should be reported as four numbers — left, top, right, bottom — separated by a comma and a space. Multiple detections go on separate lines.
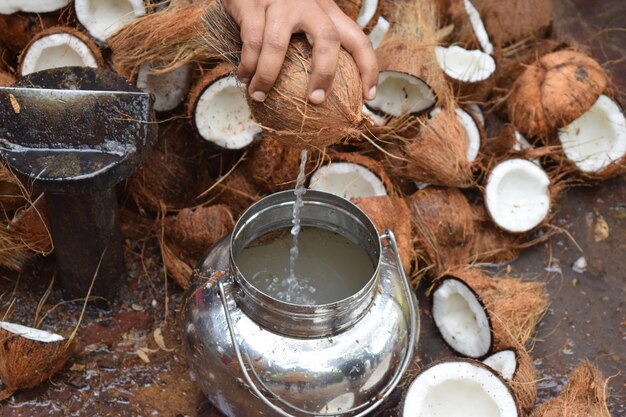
238, 11, 265, 84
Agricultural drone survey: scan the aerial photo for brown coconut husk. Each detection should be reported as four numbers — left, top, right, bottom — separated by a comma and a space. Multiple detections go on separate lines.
0, 69, 14, 86
0, 225, 31, 272
209, 167, 264, 218
8, 196, 53, 255
507, 50, 609, 138
498, 343, 539, 414
530, 361, 610, 417
0, 13, 61, 53
352, 195, 413, 274
162, 205, 235, 289
335, 0, 387, 32
407, 187, 475, 276
0, 324, 76, 400
0, 164, 26, 212
17, 26, 105, 75
435, 269, 549, 350
126, 122, 211, 213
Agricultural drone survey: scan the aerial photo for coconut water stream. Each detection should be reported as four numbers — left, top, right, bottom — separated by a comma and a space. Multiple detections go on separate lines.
289, 149, 308, 279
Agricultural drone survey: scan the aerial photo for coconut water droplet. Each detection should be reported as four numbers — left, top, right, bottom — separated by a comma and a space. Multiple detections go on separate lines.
289, 149, 308, 279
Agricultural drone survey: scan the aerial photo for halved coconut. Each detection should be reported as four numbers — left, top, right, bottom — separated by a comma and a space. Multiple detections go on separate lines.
431, 269, 548, 357
187, 63, 262, 149
435, 45, 496, 83
0, 321, 75, 400
483, 350, 517, 380
75, 0, 147, 43
467, 103, 485, 126
309, 162, 387, 199
368, 16, 390, 49
365, 71, 436, 117
18, 27, 104, 76
136, 63, 192, 112
402, 360, 519, 417
463, 0, 493, 54
432, 106, 483, 162
485, 159, 550, 233
557, 94, 626, 178
0, 0, 70, 14
362, 104, 389, 126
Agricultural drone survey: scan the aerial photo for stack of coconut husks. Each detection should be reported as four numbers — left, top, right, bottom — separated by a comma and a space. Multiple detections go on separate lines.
0, 0, 622, 415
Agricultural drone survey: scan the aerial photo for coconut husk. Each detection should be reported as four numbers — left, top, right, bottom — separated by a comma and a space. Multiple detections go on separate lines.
0, 13, 61, 53
0, 69, 14, 86
436, 269, 549, 350
407, 187, 474, 276
0, 324, 75, 400
186, 61, 233, 119
17, 26, 105, 75
210, 167, 264, 218
0, 164, 26, 212
126, 122, 212, 213
162, 205, 235, 289
530, 361, 610, 417
507, 50, 609, 138
8, 196, 53, 255
0, 225, 31, 272
352, 195, 413, 274
503, 345, 538, 414
336, 0, 387, 32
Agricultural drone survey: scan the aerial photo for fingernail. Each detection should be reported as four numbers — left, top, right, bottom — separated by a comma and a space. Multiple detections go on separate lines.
251, 91, 266, 102
309, 89, 325, 103
368, 86, 377, 100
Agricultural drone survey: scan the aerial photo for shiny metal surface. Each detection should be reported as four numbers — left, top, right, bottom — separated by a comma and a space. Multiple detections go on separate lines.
183, 191, 419, 417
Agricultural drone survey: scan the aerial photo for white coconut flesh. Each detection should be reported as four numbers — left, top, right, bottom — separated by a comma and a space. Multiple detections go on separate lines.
432, 279, 491, 358
513, 131, 532, 152
365, 71, 436, 117
194, 75, 261, 149
362, 104, 389, 126
368, 16, 390, 50
483, 350, 517, 380
20, 33, 99, 76
403, 361, 519, 417
463, 0, 494, 55
456, 108, 481, 162
558, 95, 626, 173
136, 63, 192, 112
75, 0, 146, 43
0, 0, 70, 14
485, 159, 550, 233
356, 0, 379, 27
435, 46, 496, 83
309, 162, 387, 199
467, 103, 485, 127
0, 321, 64, 343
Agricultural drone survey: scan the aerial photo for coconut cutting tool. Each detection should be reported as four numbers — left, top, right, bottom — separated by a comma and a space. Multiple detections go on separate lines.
0, 67, 157, 302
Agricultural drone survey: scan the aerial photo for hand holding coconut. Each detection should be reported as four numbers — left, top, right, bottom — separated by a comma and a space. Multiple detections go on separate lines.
221, 0, 379, 104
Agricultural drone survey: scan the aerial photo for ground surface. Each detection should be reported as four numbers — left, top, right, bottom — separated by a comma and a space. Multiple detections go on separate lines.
1, 0, 625, 416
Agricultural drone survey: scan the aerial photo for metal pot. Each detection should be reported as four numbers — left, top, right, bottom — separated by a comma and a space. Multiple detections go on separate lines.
183, 190, 419, 416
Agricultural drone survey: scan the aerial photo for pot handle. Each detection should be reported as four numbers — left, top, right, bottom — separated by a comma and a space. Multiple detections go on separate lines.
217, 229, 418, 417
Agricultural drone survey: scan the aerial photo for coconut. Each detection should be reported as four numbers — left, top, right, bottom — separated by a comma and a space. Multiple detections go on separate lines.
309, 152, 393, 199
483, 124, 534, 159
136, 62, 192, 112
0, 225, 31, 272
352, 195, 413, 273
368, 16, 390, 49
556, 94, 626, 180
187, 62, 262, 149
335, 0, 386, 30
530, 361, 610, 417
0, 13, 61, 53
407, 187, 475, 275
211, 167, 264, 218
431, 106, 484, 163
0, 1, 70, 14
435, 45, 496, 102
0, 322, 75, 400
126, 122, 211, 213
402, 360, 519, 417
162, 205, 235, 289
75, 0, 147, 44
0, 164, 25, 211
0, 69, 15, 86
431, 269, 548, 357
8, 195, 53, 255
507, 50, 609, 138
18, 26, 104, 76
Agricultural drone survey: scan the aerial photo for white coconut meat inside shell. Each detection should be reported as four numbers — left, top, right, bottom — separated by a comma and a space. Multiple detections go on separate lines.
368, 16, 390, 50
309, 162, 387, 199
432, 279, 491, 358
194, 75, 261, 149
483, 350, 517, 380
365, 71, 436, 117
20, 33, 100, 76
403, 361, 519, 417
485, 159, 550, 233
435, 46, 496, 83
558, 95, 626, 173
0, 322, 64, 343
463, 0, 494, 55
467, 103, 485, 127
362, 104, 388, 126
75, 0, 146, 43
356, 0, 379, 28
0, 0, 70, 14
136, 63, 192, 112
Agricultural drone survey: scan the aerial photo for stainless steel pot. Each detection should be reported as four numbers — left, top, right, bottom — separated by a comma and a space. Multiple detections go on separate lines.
183, 190, 419, 416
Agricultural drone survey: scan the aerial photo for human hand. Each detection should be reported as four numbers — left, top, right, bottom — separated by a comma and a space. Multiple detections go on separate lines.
222, 0, 378, 104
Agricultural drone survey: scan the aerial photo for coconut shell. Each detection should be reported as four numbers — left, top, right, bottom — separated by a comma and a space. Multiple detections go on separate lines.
530, 361, 610, 417
507, 50, 609, 138
326, 152, 396, 195
352, 195, 413, 273
436, 269, 549, 350
0, 325, 75, 399
186, 61, 233, 121
8, 196, 53, 255
407, 187, 474, 276
17, 26, 105, 75
0, 13, 61, 53
126, 122, 211, 213
162, 205, 235, 289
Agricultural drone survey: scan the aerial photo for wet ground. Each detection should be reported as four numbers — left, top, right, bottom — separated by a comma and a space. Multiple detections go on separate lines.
1, 0, 625, 416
